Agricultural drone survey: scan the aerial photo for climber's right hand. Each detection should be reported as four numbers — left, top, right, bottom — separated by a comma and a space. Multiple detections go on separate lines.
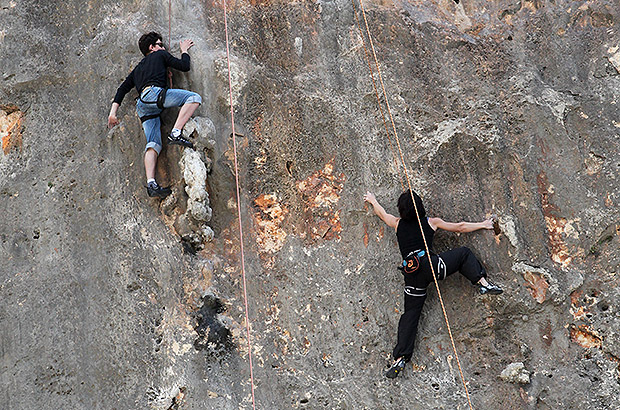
180, 39, 195, 54
108, 115, 119, 128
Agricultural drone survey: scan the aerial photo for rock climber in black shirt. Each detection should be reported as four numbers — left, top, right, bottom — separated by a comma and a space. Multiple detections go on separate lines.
108, 32, 202, 198
364, 190, 503, 379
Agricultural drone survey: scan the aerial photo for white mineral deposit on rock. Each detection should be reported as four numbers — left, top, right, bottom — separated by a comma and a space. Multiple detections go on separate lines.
180, 149, 211, 223
201, 225, 214, 242
184, 116, 216, 149
501, 215, 519, 249
214, 56, 247, 107
500, 362, 530, 385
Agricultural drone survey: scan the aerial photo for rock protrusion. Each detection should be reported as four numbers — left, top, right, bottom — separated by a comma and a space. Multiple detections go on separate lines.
174, 116, 216, 252
500, 362, 531, 384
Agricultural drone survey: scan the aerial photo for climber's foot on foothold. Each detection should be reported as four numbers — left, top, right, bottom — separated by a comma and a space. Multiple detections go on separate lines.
479, 280, 503, 295
147, 181, 172, 198
168, 132, 194, 149
385, 357, 406, 379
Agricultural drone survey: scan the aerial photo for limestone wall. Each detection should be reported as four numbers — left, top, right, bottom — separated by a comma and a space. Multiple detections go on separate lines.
1, 0, 619, 408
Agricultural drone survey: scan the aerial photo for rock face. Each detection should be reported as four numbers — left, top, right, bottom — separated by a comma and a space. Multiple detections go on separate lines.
1, 0, 620, 409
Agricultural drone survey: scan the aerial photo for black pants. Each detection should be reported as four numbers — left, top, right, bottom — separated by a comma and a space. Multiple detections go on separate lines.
392, 247, 486, 361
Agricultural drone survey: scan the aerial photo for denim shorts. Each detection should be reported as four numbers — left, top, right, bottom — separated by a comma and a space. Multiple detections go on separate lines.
135, 87, 202, 154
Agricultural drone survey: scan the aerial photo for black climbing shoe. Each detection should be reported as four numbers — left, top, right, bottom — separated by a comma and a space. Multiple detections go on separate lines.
146, 181, 172, 198
479, 281, 503, 295
167, 132, 194, 149
385, 357, 406, 379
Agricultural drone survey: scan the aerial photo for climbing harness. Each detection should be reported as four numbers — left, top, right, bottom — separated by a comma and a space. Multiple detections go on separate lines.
138, 85, 168, 109
352, 1, 474, 409
223, 1, 257, 409
398, 249, 425, 274
137, 86, 168, 122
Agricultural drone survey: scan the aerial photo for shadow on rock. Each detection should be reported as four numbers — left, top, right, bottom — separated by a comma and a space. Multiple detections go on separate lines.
193, 295, 234, 359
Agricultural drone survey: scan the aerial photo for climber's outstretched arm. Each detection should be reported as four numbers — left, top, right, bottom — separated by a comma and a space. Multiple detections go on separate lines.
428, 217, 493, 233
364, 191, 399, 229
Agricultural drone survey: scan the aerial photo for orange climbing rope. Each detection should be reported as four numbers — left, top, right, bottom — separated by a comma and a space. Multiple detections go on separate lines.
223, 1, 257, 409
350, 0, 404, 191
352, 1, 474, 409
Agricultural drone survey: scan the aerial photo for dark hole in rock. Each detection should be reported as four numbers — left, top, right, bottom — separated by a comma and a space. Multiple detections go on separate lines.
300, 398, 309, 404
127, 282, 141, 292
286, 160, 293, 176
181, 240, 198, 255
600, 304, 609, 311
193, 295, 234, 358
432, 383, 440, 390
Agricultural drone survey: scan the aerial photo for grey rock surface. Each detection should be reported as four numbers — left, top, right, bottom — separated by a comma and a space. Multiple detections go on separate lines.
1, 0, 620, 409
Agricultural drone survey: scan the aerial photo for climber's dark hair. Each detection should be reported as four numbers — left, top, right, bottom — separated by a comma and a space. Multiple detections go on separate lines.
397, 190, 426, 221
138, 32, 163, 56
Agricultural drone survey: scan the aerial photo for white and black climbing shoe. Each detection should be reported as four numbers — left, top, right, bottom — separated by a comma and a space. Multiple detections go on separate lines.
479, 281, 503, 295
385, 357, 406, 379
167, 132, 194, 149
146, 181, 172, 198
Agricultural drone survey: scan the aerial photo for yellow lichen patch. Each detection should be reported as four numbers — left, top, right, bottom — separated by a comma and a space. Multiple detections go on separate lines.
296, 158, 345, 241
569, 324, 602, 349
0, 104, 24, 155
253, 193, 288, 254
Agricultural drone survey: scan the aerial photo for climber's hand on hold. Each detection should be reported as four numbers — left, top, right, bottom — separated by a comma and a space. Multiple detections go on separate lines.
363, 191, 377, 205
107, 115, 119, 129
481, 218, 494, 230
108, 102, 120, 129
180, 39, 194, 54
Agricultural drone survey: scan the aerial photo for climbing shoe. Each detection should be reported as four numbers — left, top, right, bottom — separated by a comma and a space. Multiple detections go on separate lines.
479, 281, 503, 295
167, 132, 194, 149
385, 357, 406, 379
146, 181, 172, 198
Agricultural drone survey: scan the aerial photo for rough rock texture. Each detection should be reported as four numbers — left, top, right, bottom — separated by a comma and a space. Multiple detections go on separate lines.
1, 0, 620, 409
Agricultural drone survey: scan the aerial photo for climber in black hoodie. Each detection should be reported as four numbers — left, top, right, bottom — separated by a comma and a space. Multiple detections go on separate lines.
108, 32, 202, 198
364, 190, 503, 379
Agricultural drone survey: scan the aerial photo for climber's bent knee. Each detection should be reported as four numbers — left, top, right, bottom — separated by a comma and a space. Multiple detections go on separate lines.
145, 142, 162, 155
163, 89, 202, 108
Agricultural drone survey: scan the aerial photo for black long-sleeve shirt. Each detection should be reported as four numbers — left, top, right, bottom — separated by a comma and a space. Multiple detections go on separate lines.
113, 50, 191, 105
396, 218, 435, 259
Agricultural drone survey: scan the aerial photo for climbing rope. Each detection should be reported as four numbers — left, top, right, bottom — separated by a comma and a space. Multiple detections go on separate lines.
223, 1, 257, 408
352, 1, 474, 409
350, 0, 404, 191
